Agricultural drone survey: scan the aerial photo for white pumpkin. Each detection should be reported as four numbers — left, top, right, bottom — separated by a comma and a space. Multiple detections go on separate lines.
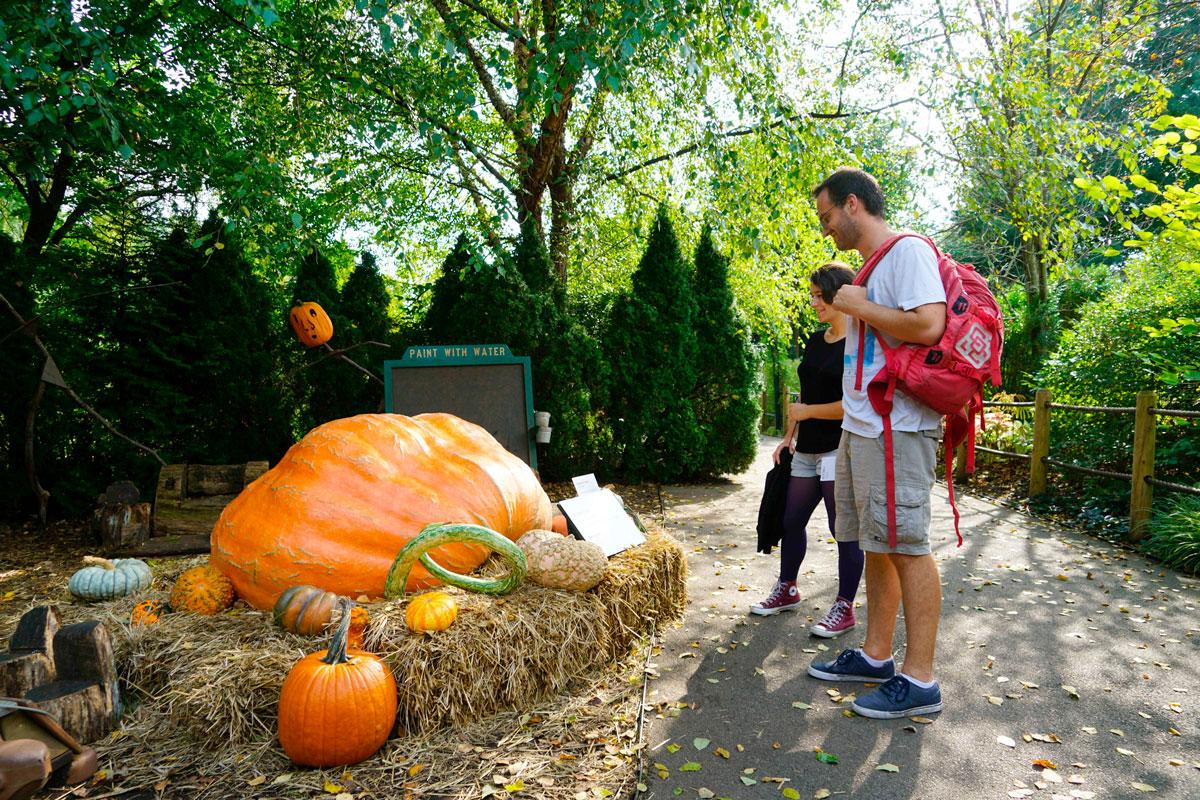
517, 529, 608, 591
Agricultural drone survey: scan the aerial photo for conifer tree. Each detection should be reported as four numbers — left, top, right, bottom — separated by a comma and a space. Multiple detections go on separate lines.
692, 226, 759, 476
511, 221, 607, 479
291, 243, 346, 430
338, 251, 393, 413
604, 207, 703, 482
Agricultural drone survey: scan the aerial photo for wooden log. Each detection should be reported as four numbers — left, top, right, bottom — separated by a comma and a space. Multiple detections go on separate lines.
0, 607, 59, 698
152, 462, 268, 538
22, 621, 119, 744
23, 682, 113, 745
113, 533, 211, 558
92, 502, 151, 549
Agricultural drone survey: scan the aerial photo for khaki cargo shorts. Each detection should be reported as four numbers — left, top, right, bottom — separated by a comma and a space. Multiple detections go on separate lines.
833, 428, 939, 555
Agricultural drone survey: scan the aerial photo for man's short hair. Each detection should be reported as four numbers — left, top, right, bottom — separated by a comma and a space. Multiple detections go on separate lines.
812, 168, 887, 218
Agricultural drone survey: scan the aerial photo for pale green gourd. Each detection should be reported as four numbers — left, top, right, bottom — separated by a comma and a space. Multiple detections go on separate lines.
68, 556, 153, 601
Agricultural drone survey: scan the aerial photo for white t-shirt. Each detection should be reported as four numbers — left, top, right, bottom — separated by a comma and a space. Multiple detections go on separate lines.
842, 236, 946, 438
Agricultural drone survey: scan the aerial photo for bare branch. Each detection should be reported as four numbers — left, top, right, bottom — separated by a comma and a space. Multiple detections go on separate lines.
0, 291, 166, 466
429, 0, 519, 133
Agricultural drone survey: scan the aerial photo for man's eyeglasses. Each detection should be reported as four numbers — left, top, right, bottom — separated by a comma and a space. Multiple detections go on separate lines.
817, 205, 836, 227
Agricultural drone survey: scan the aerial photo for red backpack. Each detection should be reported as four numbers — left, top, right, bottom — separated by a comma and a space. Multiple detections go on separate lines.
851, 233, 1004, 548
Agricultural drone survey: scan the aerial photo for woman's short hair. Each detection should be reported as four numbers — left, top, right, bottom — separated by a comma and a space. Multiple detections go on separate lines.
810, 261, 855, 303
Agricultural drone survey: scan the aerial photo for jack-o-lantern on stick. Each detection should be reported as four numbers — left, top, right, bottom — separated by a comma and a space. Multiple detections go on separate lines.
289, 301, 334, 348
287, 301, 384, 388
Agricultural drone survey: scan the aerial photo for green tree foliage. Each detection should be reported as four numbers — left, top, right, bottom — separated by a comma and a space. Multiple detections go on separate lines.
511, 221, 609, 480
604, 207, 702, 482
1035, 251, 1200, 482
290, 244, 348, 431
691, 226, 759, 476
337, 251, 394, 414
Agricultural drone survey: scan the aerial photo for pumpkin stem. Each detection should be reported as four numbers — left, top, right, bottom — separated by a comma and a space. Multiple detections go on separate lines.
321, 598, 355, 666
82, 556, 115, 570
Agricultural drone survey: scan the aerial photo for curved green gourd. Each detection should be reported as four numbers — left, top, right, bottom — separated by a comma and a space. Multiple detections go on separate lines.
384, 523, 527, 598
68, 556, 153, 601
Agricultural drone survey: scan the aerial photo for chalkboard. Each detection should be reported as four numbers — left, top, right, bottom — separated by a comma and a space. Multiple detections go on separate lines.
384, 345, 536, 467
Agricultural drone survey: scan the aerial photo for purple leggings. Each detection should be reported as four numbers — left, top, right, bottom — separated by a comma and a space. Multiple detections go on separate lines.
779, 475, 863, 602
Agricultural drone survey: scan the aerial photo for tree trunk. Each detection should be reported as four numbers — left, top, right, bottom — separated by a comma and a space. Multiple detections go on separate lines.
24, 380, 49, 527
548, 146, 573, 284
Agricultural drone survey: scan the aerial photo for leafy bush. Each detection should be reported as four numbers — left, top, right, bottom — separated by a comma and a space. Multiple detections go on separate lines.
1035, 247, 1200, 484
691, 227, 760, 476
1147, 495, 1200, 574
604, 207, 703, 482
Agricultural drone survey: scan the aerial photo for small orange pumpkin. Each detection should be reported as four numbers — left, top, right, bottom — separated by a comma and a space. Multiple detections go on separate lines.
130, 599, 165, 626
274, 585, 340, 635
170, 565, 235, 615
288, 301, 333, 347
278, 599, 397, 766
550, 513, 569, 536
405, 591, 457, 633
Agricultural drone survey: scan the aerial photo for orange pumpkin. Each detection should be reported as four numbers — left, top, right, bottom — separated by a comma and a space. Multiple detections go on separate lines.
170, 565, 235, 615
347, 605, 370, 649
274, 585, 340, 635
550, 513, 569, 536
210, 414, 553, 609
278, 600, 397, 766
405, 591, 457, 633
130, 599, 165, 626
288, 301, 333, 347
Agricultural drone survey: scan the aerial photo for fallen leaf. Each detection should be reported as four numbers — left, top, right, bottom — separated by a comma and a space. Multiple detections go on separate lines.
1062, 685, 1080, 700
910, 716, 934, 724
876, 763, 900, 773
697, 789, 714, 799
791, 702, 813, 710
505, 779, 525, 792
1033, 759, 1058, 770
814, 749, 838, 765
667, 743, 681, 754
987, 695, 1005, 705
1080, 727, 1097, 734
408, 764, 426, 777
1116, 748, 1135, 757
739, 776, 757, 786
714, 747, 730, 759
1109, 729, 1125, 737
324, 781, 345, 794
693, 738, 710, 751
815, 791, 831, 800
1130, 783, 1157, 793
782, 789, 801, 800
997, 736, 1017, 748
680, 762, 702, 773
247, 776, 266, 786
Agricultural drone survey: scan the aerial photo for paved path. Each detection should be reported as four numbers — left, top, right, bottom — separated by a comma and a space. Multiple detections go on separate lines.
641, 436, 1199, 800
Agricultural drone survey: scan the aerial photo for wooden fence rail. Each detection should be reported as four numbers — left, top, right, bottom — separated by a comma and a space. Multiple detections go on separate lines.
968, 389, 1200, 542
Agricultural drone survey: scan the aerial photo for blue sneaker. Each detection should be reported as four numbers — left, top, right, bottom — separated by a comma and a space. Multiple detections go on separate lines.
851, 675, 943, 719
807, 648, 896, 682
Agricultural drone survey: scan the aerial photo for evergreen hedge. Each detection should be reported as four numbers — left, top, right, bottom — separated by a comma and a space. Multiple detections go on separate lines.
691, 226, 760, 476
603, 207, 704, 482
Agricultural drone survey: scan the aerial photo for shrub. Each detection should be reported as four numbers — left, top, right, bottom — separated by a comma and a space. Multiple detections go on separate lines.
1035, 247, 1200, 484
691, 227, 760, 476
1147, 495, 1200, 574
604, 207, 703, 482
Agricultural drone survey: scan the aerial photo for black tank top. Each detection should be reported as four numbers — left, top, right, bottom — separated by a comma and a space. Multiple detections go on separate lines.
795, 330, 845, 454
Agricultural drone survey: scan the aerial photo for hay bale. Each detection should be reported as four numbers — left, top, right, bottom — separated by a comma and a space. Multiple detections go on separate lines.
88, 532, 684, 749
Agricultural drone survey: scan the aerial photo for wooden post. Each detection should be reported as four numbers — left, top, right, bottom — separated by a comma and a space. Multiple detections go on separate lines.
1129, 390, 1157, 542
1029, 389, 1051, 497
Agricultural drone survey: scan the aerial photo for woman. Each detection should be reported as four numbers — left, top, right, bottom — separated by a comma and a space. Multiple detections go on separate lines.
751, 263, 864, 638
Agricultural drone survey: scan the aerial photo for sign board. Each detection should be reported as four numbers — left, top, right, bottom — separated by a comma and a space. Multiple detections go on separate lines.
384, 344, 536, 468
558, 489, 646, 557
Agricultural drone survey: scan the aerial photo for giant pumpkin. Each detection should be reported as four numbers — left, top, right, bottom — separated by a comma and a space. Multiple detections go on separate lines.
210, 413, 553, 609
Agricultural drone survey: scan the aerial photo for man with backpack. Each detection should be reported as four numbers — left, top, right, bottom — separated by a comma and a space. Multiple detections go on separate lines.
804, 167, 949, 719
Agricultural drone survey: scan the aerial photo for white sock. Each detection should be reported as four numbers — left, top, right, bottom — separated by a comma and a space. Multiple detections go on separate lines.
901, 673, 937, 689
858, 650, 892, 667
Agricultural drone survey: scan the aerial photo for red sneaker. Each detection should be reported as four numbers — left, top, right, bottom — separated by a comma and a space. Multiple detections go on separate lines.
810, 598, 856, 638
750, 581, 800, 616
